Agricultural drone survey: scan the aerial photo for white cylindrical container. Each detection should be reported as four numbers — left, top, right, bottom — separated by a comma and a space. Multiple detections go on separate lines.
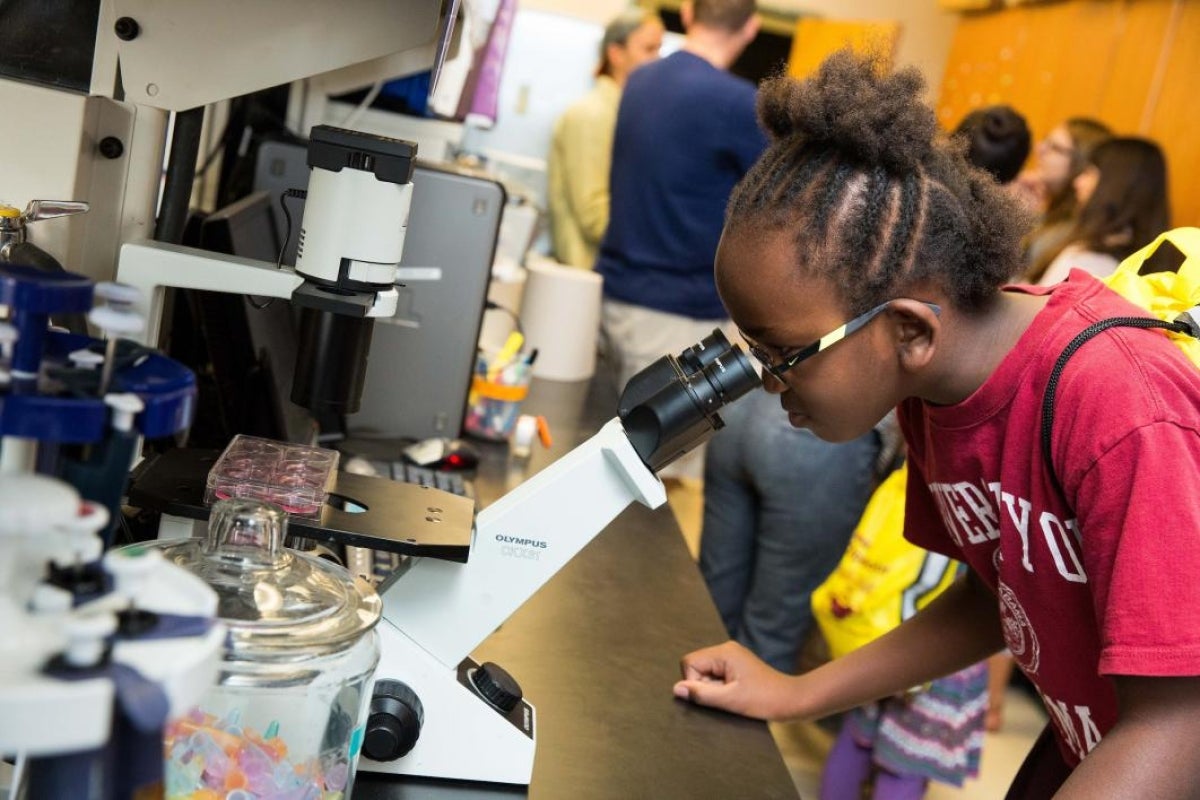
518, 256, 602, 382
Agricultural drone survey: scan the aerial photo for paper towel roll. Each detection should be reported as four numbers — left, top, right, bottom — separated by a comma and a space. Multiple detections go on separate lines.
519, 257, 603, 382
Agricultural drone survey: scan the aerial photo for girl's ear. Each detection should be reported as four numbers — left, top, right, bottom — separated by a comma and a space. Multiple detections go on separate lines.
886, 299, 940, 372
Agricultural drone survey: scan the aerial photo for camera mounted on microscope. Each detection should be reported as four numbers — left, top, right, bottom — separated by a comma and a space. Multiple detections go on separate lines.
290, 125, 417, 416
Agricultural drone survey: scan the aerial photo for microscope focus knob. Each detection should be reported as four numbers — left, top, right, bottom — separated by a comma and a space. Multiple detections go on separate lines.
363, 680, 424, 762
470, 662, 523, 714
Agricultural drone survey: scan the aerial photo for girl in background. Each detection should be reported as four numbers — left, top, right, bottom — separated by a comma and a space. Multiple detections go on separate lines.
1033, 137, 1170, 285
1015, 117, 1112, 272
814, 465, 988, 800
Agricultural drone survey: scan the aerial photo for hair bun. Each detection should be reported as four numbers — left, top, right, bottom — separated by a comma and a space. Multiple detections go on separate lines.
757, 50, 938, 173
980, 106, 1027, 142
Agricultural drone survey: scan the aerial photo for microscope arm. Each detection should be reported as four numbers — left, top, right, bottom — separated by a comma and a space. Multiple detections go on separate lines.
115, 240, 304, 347
380, 417, 667, 668
115, 238, 401, 416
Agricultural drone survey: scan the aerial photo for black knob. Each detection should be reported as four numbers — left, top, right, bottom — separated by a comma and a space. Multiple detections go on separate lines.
114, 17, 140, 41
46, 562, 106, 597
362, 680, 423, 762
470, 662, 523, 713
117, 607, 158, 637
99, 137, 125, 160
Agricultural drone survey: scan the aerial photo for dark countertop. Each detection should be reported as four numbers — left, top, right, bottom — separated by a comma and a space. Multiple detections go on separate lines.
352, 366, 799, 799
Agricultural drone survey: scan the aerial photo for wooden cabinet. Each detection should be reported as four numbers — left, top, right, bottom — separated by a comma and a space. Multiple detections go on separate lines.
937, 0, 1199, 225
786, 18, 901, 79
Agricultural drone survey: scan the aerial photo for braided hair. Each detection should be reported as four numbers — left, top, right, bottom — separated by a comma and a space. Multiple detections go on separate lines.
726, 51, 1030, 316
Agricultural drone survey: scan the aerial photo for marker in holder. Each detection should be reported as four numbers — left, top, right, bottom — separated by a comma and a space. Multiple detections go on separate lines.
464, 352, 531, 442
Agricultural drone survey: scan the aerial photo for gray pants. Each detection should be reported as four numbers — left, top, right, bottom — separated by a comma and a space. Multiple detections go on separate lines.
700, 389, 881, 673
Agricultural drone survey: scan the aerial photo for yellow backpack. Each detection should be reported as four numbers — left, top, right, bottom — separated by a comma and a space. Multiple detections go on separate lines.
1041, 227, 1200, 491
811, 464, 960, 660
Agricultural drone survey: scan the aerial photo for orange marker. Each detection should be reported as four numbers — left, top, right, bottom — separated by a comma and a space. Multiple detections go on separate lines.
535, 415, 552, 449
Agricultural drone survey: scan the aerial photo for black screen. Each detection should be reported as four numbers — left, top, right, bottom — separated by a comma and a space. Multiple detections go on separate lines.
171, 191, 315, 447
200, 191, 281, 263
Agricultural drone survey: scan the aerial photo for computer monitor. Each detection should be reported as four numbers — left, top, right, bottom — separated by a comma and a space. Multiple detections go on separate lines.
200, 190, 282, 264
168, 191, 316, 448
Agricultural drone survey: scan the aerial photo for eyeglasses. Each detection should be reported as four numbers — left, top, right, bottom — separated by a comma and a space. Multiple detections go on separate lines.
1038, 138, 1074, 158
740, 300, 941, 378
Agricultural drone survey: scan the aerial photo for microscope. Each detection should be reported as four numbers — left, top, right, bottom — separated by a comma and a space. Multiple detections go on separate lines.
1, 4, 459, 795
127, 328, 760, 785
357, 330, 761, 784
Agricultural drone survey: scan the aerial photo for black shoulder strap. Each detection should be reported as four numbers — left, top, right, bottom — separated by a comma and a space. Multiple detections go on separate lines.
1040, 315, 1197, 498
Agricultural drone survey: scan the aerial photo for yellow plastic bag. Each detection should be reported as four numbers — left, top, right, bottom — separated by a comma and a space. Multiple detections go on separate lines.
1042, 228, 1200, 491
1102, 227, 1200, 365
811, 464, 959, 660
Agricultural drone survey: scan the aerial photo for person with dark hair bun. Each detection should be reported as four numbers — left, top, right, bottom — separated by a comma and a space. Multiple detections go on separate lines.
952, 104, 1031, 185
673, 50, 1200, 798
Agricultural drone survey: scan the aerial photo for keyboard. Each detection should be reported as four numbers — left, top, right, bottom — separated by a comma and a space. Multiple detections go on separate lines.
366, 459, 474, 498
398, 461, 473, 497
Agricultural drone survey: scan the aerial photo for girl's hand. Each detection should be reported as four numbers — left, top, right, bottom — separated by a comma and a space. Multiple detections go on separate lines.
673, 640, 797, 720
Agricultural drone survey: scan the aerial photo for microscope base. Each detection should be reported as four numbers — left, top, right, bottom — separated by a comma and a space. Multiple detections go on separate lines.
359, 620, 536, 785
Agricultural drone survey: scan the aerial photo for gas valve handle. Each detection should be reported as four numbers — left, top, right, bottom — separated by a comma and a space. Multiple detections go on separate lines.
22, 200, 91, 223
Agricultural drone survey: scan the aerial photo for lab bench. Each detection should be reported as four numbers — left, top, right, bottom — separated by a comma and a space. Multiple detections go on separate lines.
353, 367, 800, 799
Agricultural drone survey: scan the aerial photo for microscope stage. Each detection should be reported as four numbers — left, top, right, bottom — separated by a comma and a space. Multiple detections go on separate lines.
129, 448, 473, 561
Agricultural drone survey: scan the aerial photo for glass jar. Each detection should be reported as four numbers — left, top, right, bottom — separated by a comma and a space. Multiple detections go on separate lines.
132, 498, 382, 799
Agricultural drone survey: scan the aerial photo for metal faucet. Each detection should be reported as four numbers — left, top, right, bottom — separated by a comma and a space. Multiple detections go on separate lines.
0, 200, 90, 260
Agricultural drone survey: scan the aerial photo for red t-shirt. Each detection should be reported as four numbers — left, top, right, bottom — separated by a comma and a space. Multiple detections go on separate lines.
899, 270, 1200, 766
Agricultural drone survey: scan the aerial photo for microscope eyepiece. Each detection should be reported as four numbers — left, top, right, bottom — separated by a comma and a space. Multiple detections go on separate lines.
683, 348, 759, 413
617, 329, 760, 473
675, 329, 733, 375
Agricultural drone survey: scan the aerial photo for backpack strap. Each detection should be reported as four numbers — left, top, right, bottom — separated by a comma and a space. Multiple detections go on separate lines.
1040, 315, 1196, 497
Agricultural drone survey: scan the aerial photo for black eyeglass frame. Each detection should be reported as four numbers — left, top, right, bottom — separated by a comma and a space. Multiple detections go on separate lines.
741, 300, 942, 378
